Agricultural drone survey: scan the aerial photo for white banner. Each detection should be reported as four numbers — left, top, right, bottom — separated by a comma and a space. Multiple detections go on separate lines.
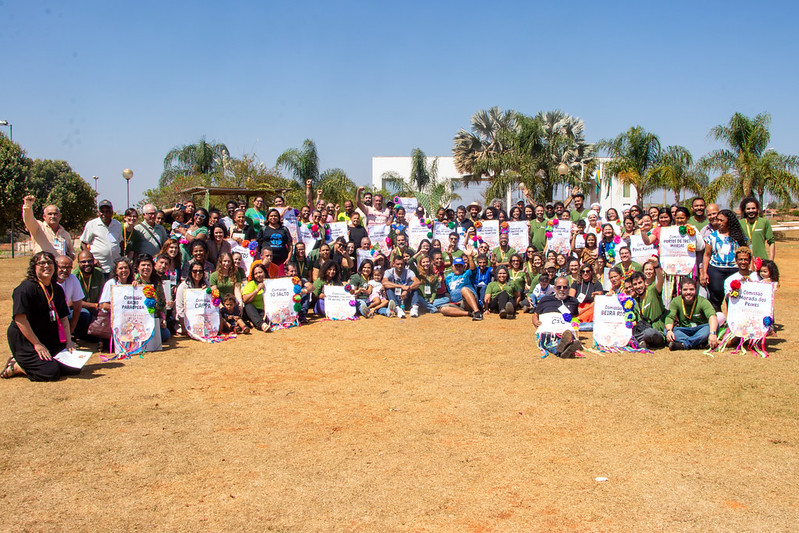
111, 285, 158, 356
184, 288, 220, 340
394, 197, 418, 212
324, 285, 356, 320
298, 223, 319, 251
547, 220, 572, 255
592, 295, 632, 347
368, 224, 391, 255
282, 208, 299, 244
507, 221, 529, 251
629, 234, 658, 265
230, 244, 255, 278
659, 226, 696, 276
432, 221, 453, 245
727, 281, 775, 340
326, 221, 348, 244
264, 277, 299, 327
356, 249, 374, 270
408, 219, 432, 250
535, 312, 572, 335
477, 220, 500, 249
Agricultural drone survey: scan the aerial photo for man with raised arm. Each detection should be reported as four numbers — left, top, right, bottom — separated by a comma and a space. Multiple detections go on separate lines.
356, 186, 392, 227
22, 195, 75, 259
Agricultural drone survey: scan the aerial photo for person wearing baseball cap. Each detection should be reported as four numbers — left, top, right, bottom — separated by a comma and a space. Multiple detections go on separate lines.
440, 249, 483, 320
79, 200, 122, 275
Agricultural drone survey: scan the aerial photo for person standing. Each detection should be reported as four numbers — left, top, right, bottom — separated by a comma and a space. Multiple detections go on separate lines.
739, 197, 775, 262
79, 199, 123, 275
701, 209, 748, 311
133, 204, 169, 257
356, 186, 392, 227
564, 188, 590, 221
22, 195, 75, 259
688, 197, 709, 230
245, 196, 267, 233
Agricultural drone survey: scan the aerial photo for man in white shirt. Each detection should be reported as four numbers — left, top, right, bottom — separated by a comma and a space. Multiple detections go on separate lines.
22, 195, 75, 258
356, 186, 393, 227
55, 255, 84, 334
80, 199, 123, 275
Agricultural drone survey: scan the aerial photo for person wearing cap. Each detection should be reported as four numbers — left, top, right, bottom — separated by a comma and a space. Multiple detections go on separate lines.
440, 248, 483, 320
79, 200, 123, 275
544, 203, 555, 220
22, 195, 76, 259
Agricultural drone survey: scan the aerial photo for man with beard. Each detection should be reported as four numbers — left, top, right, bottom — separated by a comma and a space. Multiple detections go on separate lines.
531, 276, 582, 358
688, 197, 709, 230
55, 255, 85, 336
72, 250, 105, 341
356, 186, 393, 227
629, 270, 666, 348
563, 188, 590, 221
739, 197, 775, 261
467, 202, 482, 223
665, 278, 719, 351
529, 204, 549, 252
454, 205, 474, 237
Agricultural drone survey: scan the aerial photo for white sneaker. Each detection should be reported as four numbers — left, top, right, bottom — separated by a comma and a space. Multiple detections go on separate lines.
410, 305, 419, 318
396, 307, 406, 319
388, 300, 396, 316
359, 301, 370, 318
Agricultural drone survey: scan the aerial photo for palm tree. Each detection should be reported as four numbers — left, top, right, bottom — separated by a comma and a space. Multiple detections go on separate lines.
597, 126, 662, 206
653, 145, 705, 203
382, 148, 459, 212
318, 168, 357, 206
409, 148, 434, 190
452, 107, 517, 185
160, 137, 230, 187
701, 112, 799, 205
276, 139, 321, 188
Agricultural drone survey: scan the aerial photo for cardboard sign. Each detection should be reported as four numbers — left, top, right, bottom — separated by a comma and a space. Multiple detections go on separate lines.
408, 219, 432, 250
727, 281, 775, 340
326, 221, 348, 244
368, 224, 391, 255
659, 226, 696, 276
298, 223, 319, 251
592, 295, 632, 347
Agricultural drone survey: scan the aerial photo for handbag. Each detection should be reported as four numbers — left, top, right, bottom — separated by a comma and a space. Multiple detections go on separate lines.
87, 308, 112, 339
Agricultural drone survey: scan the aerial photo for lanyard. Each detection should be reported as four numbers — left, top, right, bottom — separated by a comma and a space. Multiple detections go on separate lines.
77, 270, 92, 297
682, 297, 697, 322
744, 219, 756, 240
38, 280, 66, 342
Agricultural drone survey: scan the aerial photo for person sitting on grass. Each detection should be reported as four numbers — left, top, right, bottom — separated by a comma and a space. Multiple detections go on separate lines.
440, 250, 483, 321
219, 293, 249, 334
483, 266, 521, 319
241, 263, 270, 333
629, 271, 666, 349
665, 278, 719, 351
312, 260, 343, 317
383, 255, 422, 318
531, 276, 582, 358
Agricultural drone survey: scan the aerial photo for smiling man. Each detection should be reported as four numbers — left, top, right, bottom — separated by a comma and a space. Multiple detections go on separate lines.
22, 195, 75, 259
79, 199, 122, 275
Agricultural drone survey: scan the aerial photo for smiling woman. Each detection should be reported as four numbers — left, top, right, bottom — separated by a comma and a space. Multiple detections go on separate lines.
3, 252, 81, 381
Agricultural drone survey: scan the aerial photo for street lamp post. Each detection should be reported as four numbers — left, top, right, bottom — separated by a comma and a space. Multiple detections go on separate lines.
92, 175, 98, 192
122, 168, 133, 208
0, 120, 11, 141
557, 162, 569, 200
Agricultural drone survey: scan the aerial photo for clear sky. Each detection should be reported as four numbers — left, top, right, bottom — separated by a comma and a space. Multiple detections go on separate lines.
3, 0, 797, 211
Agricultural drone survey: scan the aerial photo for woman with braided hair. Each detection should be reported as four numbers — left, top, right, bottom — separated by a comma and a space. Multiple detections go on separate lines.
701, 209, 748, 311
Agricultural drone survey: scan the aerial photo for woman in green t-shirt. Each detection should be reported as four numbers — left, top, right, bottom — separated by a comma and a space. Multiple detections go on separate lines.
242, 263, 269, 332
210, 252, 243, 308
483, 266, 520, 319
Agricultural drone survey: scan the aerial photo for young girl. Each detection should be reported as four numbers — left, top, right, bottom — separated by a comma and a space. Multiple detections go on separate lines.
220, 293, 249, 334
368, 267, 391, 316
759, 260, 779, 285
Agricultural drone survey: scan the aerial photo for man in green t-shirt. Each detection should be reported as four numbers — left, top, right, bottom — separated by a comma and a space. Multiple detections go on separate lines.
740, 197, 775, 261
687, 197, 709, 230
491, 234, 516, 267
665, 278, 719, 351
529, 205, 549, 252
563, 188, 590, 221
629, 271, 665, 348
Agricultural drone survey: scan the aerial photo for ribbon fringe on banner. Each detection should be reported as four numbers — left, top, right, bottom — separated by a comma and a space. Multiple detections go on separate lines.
704, 326, 770, 358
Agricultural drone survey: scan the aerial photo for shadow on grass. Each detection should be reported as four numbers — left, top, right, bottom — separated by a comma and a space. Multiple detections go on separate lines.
72, 361, 125, 380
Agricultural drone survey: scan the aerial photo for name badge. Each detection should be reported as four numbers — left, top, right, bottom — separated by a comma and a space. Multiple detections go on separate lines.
395, 288, 402, 296
577, 293, 586, 303
558, 304, 570, 315
424, 286, 431, 295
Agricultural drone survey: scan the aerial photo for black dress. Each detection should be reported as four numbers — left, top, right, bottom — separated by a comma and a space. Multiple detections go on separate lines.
257, 226, 293, 265
7, 279, 80, 381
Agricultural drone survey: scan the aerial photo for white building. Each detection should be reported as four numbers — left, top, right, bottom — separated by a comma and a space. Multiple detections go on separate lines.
371, 156, 637, 213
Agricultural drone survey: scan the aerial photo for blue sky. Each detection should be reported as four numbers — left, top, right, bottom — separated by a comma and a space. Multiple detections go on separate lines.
2, 0, 797, 211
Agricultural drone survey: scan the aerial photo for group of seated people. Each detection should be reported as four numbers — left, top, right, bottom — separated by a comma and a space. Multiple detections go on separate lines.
2, 186, 780, 380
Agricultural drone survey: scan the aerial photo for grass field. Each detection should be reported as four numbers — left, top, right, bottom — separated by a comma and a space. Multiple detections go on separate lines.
0, 246, 797, 532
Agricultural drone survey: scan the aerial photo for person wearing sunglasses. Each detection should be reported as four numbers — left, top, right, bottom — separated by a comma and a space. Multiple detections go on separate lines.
569, 265, 604, 326
531, 276, 582, 358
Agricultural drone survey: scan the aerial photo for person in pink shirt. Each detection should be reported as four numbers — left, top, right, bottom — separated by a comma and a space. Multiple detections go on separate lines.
356, 186, 393, 227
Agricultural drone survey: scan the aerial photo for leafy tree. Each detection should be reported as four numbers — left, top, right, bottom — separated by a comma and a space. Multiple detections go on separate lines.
701, 112, 799, 205
597, 126, 662, 206
160, 137, 231, 187
276, 139, 321, 188
25, 159, 97, 233
318, 168, 357, 207
0, 134, 29, 235
382, 148, 460, 213
652, 145, 705, 203
452, 106, 517, 187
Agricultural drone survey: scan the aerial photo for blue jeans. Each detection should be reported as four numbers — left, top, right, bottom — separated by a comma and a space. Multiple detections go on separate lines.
387, 289, 424, 310
673, 324, 709, 349
417, 294, 451, 314
475, 285, 488, 309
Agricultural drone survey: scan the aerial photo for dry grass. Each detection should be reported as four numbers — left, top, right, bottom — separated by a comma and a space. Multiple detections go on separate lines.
1, 246, 798, 532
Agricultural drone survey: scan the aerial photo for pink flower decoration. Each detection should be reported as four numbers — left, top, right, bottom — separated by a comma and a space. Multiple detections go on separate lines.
179, 238, 189, 245
613, 236, 621, 244
546, 231, 553, 238
553, 219, 559, 225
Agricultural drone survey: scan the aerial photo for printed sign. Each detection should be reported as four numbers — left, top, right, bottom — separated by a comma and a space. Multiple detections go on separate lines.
547, 220, 572, 255
507, 221, 529, 251
264, 277, 299, 328
111, 285, 157, 357
395, 197, 419, 212
408, 219, 432, 250
324, 285, 356, 321
477, 220, 500, 249
356, 249, 374, 270
368, 224, 391, 255
183, 289, 221, 340
298, 223, 319, 251
592, 295, 632, 347
231, 245, 255, 279
282, 209, 299, 244
659, 226, 696, 276
535, 312, 572, 335
326, 221, 348, 244
629, 234, 658, 265
726, 281, 775, 340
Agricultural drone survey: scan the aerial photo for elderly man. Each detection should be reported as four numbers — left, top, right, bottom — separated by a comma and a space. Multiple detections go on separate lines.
133, 204, 169, 257
79, 200, 122, 275
55, 255, 84, 335
22, 195, 75, 258
531, 276, 582, 358
72, 250, 105, 340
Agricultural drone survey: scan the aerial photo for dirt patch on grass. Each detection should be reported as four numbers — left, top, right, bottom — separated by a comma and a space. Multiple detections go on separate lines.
1, 247, 798, 531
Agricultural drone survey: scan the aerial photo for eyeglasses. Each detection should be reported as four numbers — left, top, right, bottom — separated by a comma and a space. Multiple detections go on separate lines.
36, 261, 54, 266
554, 285, 569, 289
191, 269, 205, 274
195, 214, 206, 219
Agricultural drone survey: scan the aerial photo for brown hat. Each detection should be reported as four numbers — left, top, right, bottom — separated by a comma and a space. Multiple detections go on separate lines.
544, 261, 557, 270
468, 201, 481, 209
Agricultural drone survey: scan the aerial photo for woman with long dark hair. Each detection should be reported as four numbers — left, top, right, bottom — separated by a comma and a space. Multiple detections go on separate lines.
701, 209, 748, 311
257, 208, 293, 273
3, 252, 79, 380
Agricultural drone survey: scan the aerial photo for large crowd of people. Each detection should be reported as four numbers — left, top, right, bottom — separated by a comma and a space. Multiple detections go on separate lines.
2, 182, 780, 380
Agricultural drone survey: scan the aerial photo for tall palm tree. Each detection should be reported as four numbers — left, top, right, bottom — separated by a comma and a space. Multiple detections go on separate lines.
276, 139, 321, 188
318, 168, 357, 206
452, 106, 517, 185
701, 112, 799, 205
597, 126, 662, 206
382, 148, 459, 212
653, 145, 705, 203
160, 138, 231, 187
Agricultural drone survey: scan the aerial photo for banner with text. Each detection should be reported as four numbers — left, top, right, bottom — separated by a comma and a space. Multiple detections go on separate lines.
727, 281, 775, 340
324, 285, 357, 321
592, 295, 632, 347
659, 226, 696, 276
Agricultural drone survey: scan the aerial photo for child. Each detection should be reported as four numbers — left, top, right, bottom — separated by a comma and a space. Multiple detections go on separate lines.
220, 293, 249, 334
758, 260, 779, 286
527, 272, 555, 309
368, 267, 391, 316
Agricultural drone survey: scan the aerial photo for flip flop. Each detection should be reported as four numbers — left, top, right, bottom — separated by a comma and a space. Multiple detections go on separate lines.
1, 357, 21, 379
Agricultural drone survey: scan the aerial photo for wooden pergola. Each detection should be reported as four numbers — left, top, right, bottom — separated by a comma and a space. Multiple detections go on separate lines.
179, 186, 290, 210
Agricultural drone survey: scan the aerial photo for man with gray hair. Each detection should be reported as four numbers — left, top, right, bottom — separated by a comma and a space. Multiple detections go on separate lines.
531, 276, 582, 358
22, 195, 75, 258
133, 203, 169, 257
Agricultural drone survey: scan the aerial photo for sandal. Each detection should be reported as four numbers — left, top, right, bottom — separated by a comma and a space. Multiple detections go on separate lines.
261, 323, 270, 332
1, 357, 21, 379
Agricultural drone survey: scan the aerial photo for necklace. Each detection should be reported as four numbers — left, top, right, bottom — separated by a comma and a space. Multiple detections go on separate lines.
681, 297, 697, 321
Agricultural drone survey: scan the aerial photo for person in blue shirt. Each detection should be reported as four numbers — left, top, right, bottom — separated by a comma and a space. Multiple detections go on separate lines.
440, 249, 483, 320
473, 254, 493, 309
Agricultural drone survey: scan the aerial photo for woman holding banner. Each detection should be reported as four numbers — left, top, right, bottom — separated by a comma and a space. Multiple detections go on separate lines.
210, 252, 244, 308
3, 252, 79, 381
312, 260, 344, 317
241, 263, 270, 332
133, 254, 170, 343
176, 262, 209, 334
569, 264, 604, 324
